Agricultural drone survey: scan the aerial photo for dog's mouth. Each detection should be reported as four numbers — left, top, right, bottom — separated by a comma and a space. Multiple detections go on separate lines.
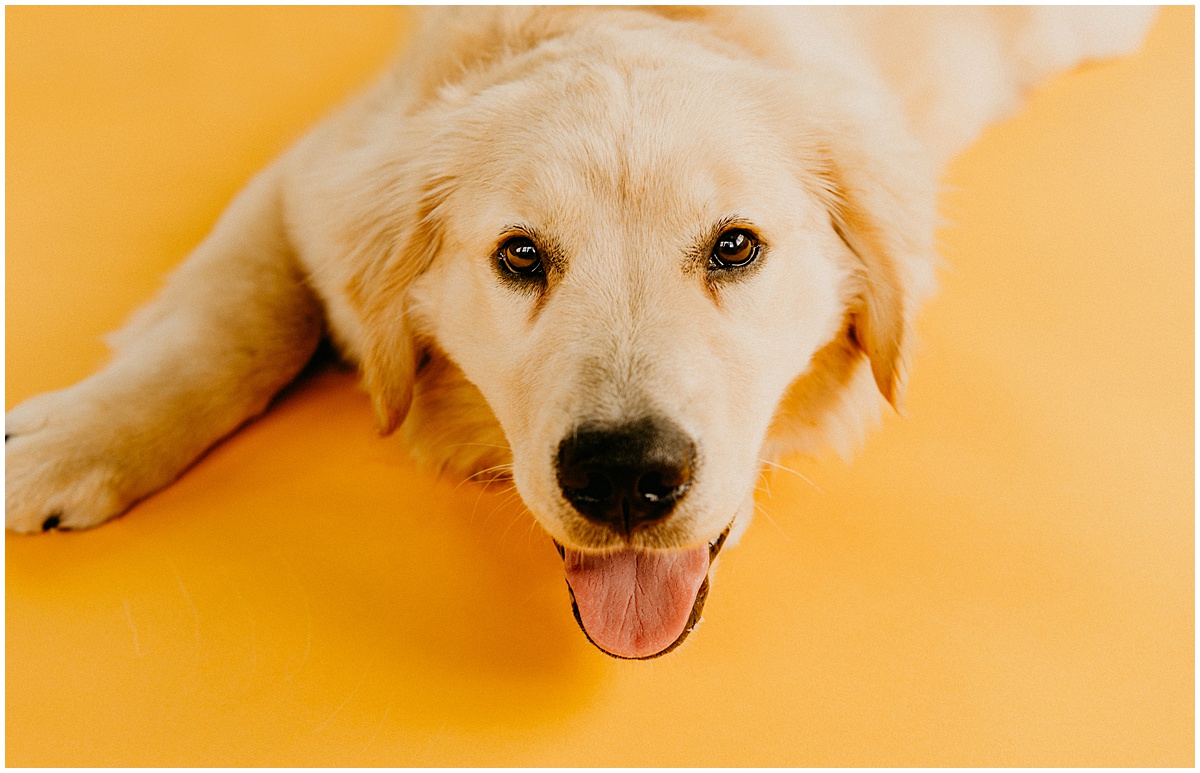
553, 525, 730, 659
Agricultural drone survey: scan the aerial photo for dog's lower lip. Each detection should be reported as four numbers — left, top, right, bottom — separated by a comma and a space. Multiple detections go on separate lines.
554, 523, 732, 660
707, 527, 729, 562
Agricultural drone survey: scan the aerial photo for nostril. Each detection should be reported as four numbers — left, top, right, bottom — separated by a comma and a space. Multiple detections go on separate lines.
568, 471, 614, 503
635, 470, 689, 503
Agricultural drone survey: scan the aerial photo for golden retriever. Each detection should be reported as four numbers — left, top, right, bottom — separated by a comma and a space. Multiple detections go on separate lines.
5, 7, 1155, 659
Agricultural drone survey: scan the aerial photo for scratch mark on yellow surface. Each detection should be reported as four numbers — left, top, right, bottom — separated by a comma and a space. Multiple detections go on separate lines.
168, 561, 202, 664
417, 721, 448, 763
313, 680, 363, 734
121, 598, 143, 658
357, 690, 395, 761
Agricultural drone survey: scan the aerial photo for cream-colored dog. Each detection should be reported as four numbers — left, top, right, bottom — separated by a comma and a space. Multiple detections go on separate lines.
6, 7, 1154, 658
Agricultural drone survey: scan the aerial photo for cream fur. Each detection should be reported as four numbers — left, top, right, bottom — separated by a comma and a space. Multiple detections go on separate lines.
6, 6, 1154, 547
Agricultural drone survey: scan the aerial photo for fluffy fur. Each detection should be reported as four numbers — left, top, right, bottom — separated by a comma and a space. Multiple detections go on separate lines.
7, 8, 1153, 566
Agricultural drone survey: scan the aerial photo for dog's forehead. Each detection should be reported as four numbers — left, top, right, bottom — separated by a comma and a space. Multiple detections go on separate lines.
443, 58, 811, 248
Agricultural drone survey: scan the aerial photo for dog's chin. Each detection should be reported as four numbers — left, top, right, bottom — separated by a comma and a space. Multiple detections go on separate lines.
552, 526, 730, 660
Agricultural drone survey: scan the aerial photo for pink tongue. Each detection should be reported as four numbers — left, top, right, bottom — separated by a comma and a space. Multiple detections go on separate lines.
563, 545, 709, 659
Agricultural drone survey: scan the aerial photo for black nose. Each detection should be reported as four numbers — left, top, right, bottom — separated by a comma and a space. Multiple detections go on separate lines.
555, 417, 697, 534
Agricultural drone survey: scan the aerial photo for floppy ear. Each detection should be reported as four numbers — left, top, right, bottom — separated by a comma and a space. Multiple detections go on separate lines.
828, 195, 911, 409
331, 143, 447, 436
345, 208, 442, 436
816, 135, 939, 410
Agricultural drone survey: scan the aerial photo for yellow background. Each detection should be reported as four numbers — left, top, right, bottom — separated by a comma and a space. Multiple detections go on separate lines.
5, 7, 1193, 766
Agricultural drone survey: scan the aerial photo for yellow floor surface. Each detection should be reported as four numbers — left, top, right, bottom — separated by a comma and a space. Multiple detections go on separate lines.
5, 7, 1194, 767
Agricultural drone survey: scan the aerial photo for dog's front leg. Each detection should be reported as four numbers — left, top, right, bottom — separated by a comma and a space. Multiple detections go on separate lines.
6, 166, 324, 532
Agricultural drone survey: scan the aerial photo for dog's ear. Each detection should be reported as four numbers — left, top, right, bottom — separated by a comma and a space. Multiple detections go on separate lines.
342, 173, 444, 436
828, 190, 911, 409
815, 135, 939, 411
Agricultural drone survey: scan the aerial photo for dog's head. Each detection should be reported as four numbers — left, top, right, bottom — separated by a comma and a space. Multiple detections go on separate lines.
338, 16, 936, 658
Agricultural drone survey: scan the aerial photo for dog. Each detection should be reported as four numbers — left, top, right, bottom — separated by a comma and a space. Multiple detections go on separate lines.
5, 7, 1155, 659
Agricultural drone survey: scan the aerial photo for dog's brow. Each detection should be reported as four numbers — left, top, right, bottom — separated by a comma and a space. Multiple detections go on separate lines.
685, 215, 745, 266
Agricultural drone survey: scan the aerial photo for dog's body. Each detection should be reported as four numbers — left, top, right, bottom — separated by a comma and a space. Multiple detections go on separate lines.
6, 7, 1154, 658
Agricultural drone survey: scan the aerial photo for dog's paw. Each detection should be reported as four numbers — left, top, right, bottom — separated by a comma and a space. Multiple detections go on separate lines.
6, 385, 135, 533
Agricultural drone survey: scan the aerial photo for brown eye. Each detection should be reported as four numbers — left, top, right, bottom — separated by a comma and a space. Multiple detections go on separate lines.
499, 236, 543, 275
711, 228, 759, 269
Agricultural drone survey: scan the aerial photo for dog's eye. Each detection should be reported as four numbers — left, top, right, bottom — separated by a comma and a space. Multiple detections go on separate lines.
710, 229, 760, 269
498, 236, 543, 276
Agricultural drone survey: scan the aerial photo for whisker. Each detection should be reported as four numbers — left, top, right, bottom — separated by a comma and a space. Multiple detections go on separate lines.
522, 511, 554, 554
468, 478, 514, 527
466, 462, 514, 478
486, 486, 526, 526
452, 463, 514, 492
758, 470, 773, 499
758, 457, 823, 493
499, 500, 534, 544
525, 516, 548, 561
754, 500, 791, 542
